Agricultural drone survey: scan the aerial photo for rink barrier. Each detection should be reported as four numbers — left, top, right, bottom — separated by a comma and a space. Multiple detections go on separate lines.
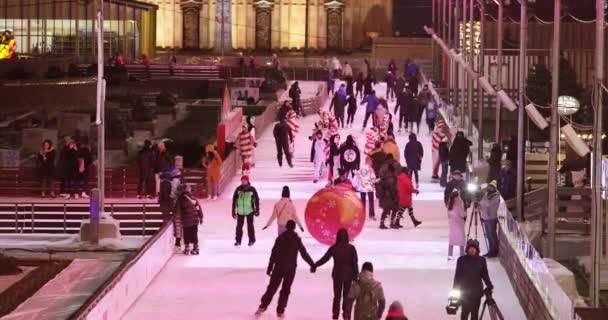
70, 221, 174, 319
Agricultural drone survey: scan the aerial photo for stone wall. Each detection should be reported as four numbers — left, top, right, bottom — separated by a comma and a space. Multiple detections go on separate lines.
498, 225, 554, 320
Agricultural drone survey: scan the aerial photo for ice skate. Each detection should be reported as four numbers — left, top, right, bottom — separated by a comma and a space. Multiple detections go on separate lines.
248, 240, 255, 246
254, 307, 265, 317
183, 244, 191, 255
174, 246, 181, 254
190, 245, 199, 255
277, 312, 285, 318
234, 241, 241, 247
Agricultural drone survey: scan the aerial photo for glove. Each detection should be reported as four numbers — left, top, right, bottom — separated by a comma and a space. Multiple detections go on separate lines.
266, 268, 272, 276
232, 213, 237, 219
254, 211, 260, 217
262, 226, 268, 230
310, 265, 317, 273
300, 227, 305, 232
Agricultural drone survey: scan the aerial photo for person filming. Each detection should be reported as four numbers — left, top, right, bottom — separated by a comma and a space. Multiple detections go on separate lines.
479, 180, 500, 258
452, 239, 494, 320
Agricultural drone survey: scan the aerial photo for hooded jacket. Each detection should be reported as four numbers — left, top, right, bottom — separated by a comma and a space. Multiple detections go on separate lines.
449, 133, 472, 172
231, 184, 260, 216
363, 94, 379, 113
273, 120, 294, 148
355, 165, 377, 193
377, 165, 399, 210
404, 134, 424, 171
315, 229, 359, 281
267, 229, 314, 274
453, 242, 494, 300
176, 192, 202, 227
339, 140, 361, 170
348, 270, 386, 320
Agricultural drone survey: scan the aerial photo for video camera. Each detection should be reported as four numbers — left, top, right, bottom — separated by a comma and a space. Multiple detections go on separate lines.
445, 289, 461, 315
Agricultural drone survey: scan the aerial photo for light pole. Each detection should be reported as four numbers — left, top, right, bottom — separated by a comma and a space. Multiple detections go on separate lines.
547, 0, 561, 259
221, 0, 225, 59
516, 0, 527, 221
461, 0, 467, 129
477, 0, 485, 160
590, 0, 604, 307
495, 0, 504, 143
467, 0, 474, 136
432, 0, 436, 78
94, 0, 106, 245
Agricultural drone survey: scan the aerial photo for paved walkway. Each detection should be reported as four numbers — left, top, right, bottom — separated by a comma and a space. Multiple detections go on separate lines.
124, 81, 526, 320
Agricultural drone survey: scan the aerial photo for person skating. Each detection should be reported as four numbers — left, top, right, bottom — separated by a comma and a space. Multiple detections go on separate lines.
346, 261, 386, 320
355, 72, 364, 100
176, 184, 203, 255
444, 170, 470, 209
334, 168, 353, 187
330, 84, 348, 128
346, 94, 358, 128
452, 239, 494, 320
273, 118, 295, 168
355, 157, 379, 221
255, 220, 315, 319
447, 190, 466, 260
385, 71, 396, 101
394, 89, 414, 133
479, 181, 500, 258
396, 167, 421, 229
311, 129, 328, 183
238, 123, 257, 172
201, 146, 222, 200
314, 228, 359, 320
362, 91, 380, 130
404, 133, 423, 188
439, 137, 450, 187
289, 81, 302, 116
232, 175, 260, 246
263, 186, 304, 235
377, 162, 400, 230
449, 131, 472, 174
382, 134, 400, 164
339, 135, 361, 178
327, 134, 342, 182
385, 301, 409, 320
37, 140, 56, 198
159, 170, 182, 253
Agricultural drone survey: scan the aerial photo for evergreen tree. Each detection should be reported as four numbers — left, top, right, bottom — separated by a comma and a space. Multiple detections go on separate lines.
525, 63, 551, 117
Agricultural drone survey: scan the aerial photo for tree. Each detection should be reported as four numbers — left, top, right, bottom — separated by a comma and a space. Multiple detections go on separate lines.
525, 63, 551, 117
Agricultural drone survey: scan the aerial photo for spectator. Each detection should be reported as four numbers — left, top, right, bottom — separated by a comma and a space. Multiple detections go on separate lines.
137, 140, 155, 199
77, 141, 93, 198
447, 190, 466, 260
343, 61, 353, 80
426, 100, 437, 133
506, 135, 518, 169
255, 220, 315, 318
64, 140, 80, 199
38, 140, 56, 198
158, 170, 181, 252
444, 170, 470, 209
346, 261, 386, 320
479, 181, 500, 258
176, 184, 203, 255
263, 186, 304, 235
453, 239, 494, 320
314, 228, 359, 320
232, 175, 260, 246
488, 143, 503, 183
497, 160, 516, 200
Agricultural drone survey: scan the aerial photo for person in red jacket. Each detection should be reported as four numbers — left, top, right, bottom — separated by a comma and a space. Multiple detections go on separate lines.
394, 167, 422, 229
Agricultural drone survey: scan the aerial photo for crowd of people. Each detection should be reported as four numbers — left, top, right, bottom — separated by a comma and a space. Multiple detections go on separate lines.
0, 30, 16, 60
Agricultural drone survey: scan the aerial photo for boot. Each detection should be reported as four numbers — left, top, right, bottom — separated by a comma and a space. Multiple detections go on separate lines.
183, 244, 191, 255
254, 307, 266, 317
190, 244, 199, 255
410, 213, 422, 228
379, 219, 388, 229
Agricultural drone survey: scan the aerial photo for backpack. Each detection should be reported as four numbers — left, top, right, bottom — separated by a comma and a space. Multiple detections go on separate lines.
354, 281, 379, 320
237, 190, 254, 215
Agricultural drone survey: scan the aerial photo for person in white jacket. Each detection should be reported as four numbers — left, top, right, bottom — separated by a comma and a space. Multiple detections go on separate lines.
355, 157, 379, 220
263, 186, 304, 235
310, 129, 328, 183
447, 189, 466, 260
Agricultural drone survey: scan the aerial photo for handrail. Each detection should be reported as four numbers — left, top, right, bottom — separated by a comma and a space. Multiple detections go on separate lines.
69, 221, 173, 319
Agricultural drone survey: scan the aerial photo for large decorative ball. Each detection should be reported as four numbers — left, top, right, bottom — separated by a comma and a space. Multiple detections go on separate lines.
304, 185, 365, 245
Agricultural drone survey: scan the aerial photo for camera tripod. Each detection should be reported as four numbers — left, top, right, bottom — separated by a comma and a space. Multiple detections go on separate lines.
479, 292, 505, 320
466, 201, 489, 250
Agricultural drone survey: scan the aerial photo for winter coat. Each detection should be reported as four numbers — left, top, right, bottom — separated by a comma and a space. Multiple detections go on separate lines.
38, 148, 56, 178
64, 147, 80, 178
397, 173, 416, 208
267, 229, 315, 274
355, 165, 377, 193
330, 91, 347, 115
339, 142, 361, 171
274, 121, 294, 148
315, 230, 359, 281
377, 168, 399, 210
137, 148, 155, 177
498, 169, 516, 200
479, 191, 500, 220
311, 137, 328, 163
444, 179, 468, 207
396, 77, 406, 96
453, 253, 494, 301
78, 147, 93, 174
264, 198, 303, 229
449, 136, 472, 172
158, 173, 174, 212
404, 136, 424, 171
447, 197, 466, 246
348, 270, 386, 320
238, 129, 256, 158
154, 150, 171, 174
385, 72, 396, 88
232, 184, 260, 216
382, 140, 400, 164
369, 149, 388, 176
439, 141, 450, 162
394, 93, 414, 116
363, 94, 379, 113
347, 95, 357, 114
177, 193, 202, 227
203, 152, 223, 182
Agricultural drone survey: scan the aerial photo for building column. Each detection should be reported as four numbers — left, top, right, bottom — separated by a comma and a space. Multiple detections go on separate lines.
325, 0, 344, 50
253, 1, 274, 50
180, 1, 203, 49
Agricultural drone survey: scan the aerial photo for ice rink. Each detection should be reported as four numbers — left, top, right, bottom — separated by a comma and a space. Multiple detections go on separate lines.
124, 82, 526, 320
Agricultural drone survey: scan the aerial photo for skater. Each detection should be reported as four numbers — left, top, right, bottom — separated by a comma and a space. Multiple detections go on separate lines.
154, 141, 171, 194
327, 134, 342, 182
311, 129, 328, 183
263, 186, 304, 235
201, 147, 222, 200
289, 82, 302, 116
385, 301, 409, 320
256, 220, 315, 319
346, 261, 386, 320
355, 73, 364, 100
273, 118, 295, 168
487, 143, 503, 183
377, 162, 400, 230
404, 133, 423, 188
426, 100, 437, 134
64, 140, 80, 199
385, 71, 396, 101
355, 157, 379, 220
339, 135, 361, 178
394, 89, 414, 132
453, 239, 494, 320
327, 71, 336, 95
232, 175, 260, 246
479, 181, 500, 258
382, 134, 400, 164
334, 168, 353, 187
159, 170, 182, 252
449, 131, 472, 174
439, 138, 450, 187
346, 94, 358, 127
38, 140, 56, 198
77, 141, 93, 198
431, 119, 448, 180
363, 74, 375, 101
343, 61, 354, 81
362, 91, 379, 129
314, 228, 359, 320
447, 189, 466, 260
330, 84, 348, 128
388, 58, 398, 75
176, 184, 203, 255
246, 116, 258, 165
346, 77, 355, 98
396, 167, 421, 229
396, 74, 406, 97
238, 123, 257, 172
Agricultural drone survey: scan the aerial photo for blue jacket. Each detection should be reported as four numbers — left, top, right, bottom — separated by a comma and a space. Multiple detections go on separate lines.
363, 95, 379, 113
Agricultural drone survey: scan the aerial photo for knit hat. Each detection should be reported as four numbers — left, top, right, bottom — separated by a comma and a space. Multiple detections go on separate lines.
362, 262, 374, 272
241, 175, 250, 183
386, 301, 406, 318
281, 186, 290, 198
488, 180, 498, 189
286, 220, 296, 231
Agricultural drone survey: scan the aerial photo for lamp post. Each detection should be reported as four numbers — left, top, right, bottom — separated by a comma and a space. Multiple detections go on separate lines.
547, 0, 561, 259
94, 0, 106, 245
467, 0, 474, 136
516, 0, 527, 221
477, 0, 485, 160
495, 0, 503, 143
590, 0, 604, 307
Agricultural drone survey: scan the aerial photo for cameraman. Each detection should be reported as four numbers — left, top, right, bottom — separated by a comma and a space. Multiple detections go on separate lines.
444, 170, 471, 209
479, 180, 500, 258
453, 239, 494, 320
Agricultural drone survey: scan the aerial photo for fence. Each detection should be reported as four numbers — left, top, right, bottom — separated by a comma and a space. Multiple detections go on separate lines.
0, 201, 164, 236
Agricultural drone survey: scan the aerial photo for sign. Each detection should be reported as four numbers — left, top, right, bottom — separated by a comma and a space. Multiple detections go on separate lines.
558, 96, 580, 116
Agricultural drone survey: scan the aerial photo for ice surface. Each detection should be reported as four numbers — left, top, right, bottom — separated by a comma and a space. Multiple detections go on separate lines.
124, 81, 526, 320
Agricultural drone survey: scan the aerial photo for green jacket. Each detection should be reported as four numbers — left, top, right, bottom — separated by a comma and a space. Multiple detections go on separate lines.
232, 184, 260, 216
